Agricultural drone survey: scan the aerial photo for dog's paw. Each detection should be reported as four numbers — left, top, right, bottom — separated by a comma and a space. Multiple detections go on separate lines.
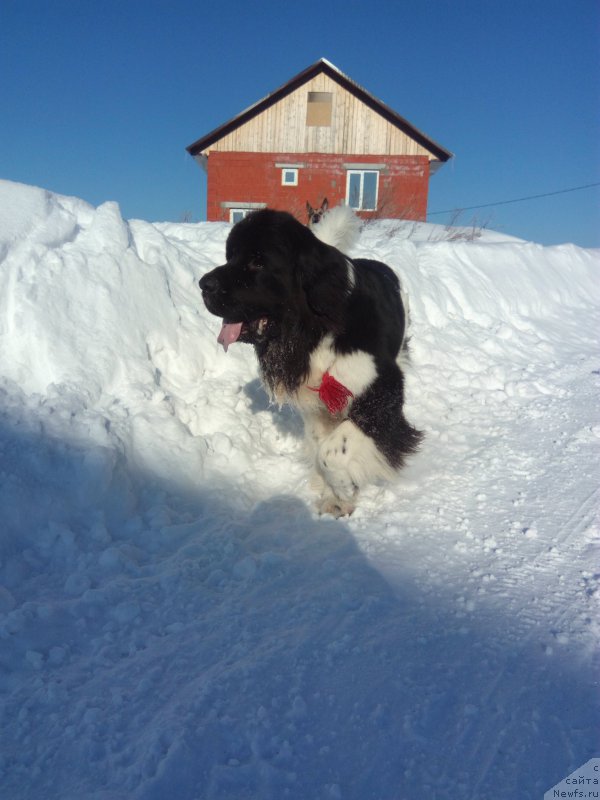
309, 469, 355, 517
317, 494, 356, 518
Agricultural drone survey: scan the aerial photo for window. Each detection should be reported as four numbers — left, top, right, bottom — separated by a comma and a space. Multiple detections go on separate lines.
223, 202, 267, 223
281, 168, 298, 186
229, 209, 250, 223
346, 170, 379, 211
306, 91, 332, 126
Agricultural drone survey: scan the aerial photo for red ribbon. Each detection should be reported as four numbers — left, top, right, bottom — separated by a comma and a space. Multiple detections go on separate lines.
309, 371, 353, 414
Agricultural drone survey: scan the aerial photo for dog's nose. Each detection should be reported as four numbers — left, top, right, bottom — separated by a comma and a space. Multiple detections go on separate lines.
199, 273, 220, 294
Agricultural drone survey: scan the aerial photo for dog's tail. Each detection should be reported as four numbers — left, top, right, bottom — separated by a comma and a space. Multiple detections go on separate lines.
311, 205, 362, 254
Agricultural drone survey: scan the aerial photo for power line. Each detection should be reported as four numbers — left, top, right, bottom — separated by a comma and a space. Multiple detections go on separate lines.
427, 181, 600, 217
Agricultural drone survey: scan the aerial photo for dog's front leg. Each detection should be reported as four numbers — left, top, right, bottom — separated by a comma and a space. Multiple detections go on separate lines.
316, 419, 397, 517
316, 419, 390, 517
299, 412, 354, 517
317, 421, 360, 503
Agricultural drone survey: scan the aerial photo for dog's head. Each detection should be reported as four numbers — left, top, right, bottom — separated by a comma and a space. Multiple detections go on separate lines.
306, 198, 328, 226
199, 208, 350, 351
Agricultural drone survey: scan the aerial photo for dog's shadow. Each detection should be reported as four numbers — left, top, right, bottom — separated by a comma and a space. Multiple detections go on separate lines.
243, 379, 304, 439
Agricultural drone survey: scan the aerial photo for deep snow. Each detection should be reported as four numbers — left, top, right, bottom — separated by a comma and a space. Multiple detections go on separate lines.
0, 179, 598, 799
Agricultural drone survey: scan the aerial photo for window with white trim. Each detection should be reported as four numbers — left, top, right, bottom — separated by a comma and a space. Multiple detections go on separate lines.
223, 202, 267, 223
229, 208, 250, 223
346, 170, 379, 211
281, 168, 298, 186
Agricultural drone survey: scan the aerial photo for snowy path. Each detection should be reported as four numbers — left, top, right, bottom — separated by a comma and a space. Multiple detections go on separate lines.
0, 181, 598, 799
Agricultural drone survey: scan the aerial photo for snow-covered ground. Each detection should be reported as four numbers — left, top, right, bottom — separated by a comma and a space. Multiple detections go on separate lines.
0, 179, 598, 799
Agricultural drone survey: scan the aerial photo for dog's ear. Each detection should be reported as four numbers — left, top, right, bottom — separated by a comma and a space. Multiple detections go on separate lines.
306, 201, 314, 216
298, 243, 348, 326
321, 198, 328, 212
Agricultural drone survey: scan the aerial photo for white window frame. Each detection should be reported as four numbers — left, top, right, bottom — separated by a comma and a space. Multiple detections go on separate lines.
281, 167, 298, 186
222, 202, 267, 224
346, 169, 379, 211
229, 208, 250, 223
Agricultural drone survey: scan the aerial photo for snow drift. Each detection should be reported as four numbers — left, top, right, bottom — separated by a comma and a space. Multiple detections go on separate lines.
0, 179, 598, 799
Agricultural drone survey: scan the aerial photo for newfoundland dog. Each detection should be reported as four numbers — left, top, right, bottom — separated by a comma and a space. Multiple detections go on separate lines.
199, 208, 421, 516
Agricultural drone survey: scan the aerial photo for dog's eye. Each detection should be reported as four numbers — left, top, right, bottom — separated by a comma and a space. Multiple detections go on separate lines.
248, 257, 263, 273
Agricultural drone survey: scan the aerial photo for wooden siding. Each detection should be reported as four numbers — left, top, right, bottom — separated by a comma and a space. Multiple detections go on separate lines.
201, 74, 437, 160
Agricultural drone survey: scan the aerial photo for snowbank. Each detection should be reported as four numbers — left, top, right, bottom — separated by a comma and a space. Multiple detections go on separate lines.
0, 179, 598, 799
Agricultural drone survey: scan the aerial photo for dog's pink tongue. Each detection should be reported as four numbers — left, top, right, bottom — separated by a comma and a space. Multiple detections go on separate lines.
217, 321, 243, 352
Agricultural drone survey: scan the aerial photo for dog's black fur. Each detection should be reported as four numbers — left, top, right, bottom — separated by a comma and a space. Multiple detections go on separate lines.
199, 208, 421, 514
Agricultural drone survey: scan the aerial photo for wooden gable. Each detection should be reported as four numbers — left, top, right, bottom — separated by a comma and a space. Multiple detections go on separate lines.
187, 59, 452, 167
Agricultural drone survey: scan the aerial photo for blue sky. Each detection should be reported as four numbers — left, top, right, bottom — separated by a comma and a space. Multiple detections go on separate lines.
2, 0, 599, 246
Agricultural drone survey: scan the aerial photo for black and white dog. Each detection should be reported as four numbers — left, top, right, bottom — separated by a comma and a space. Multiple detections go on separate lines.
199, 208, 421, 516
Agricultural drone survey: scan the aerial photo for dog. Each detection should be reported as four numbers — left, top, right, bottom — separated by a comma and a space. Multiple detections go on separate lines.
307, 199, 362, 253
306, 198, 328, 225
199, 209, 422, 516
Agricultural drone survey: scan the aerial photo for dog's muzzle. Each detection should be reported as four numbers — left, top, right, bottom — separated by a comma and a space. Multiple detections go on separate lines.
199, 272, 222, 296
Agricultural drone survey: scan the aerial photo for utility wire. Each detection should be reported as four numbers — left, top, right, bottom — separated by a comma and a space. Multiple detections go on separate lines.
427, 181, 600, 217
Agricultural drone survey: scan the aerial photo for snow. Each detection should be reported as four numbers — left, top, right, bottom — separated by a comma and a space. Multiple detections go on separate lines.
0, 178, 598, 799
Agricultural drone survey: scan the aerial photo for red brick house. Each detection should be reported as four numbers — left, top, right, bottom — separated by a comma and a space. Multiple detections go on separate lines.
186, 58, 452, 223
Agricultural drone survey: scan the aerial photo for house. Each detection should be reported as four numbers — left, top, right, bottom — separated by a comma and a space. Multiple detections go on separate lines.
186, 58, 452, 223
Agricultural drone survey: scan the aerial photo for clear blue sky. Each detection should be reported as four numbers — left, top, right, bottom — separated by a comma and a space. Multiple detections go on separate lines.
2, 0, 599, 246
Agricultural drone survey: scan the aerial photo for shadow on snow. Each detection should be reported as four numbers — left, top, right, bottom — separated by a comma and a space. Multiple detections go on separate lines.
0, 407, 596, 800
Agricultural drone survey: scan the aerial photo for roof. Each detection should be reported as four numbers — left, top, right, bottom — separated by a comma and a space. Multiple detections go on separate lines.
186, 58, 453, 163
